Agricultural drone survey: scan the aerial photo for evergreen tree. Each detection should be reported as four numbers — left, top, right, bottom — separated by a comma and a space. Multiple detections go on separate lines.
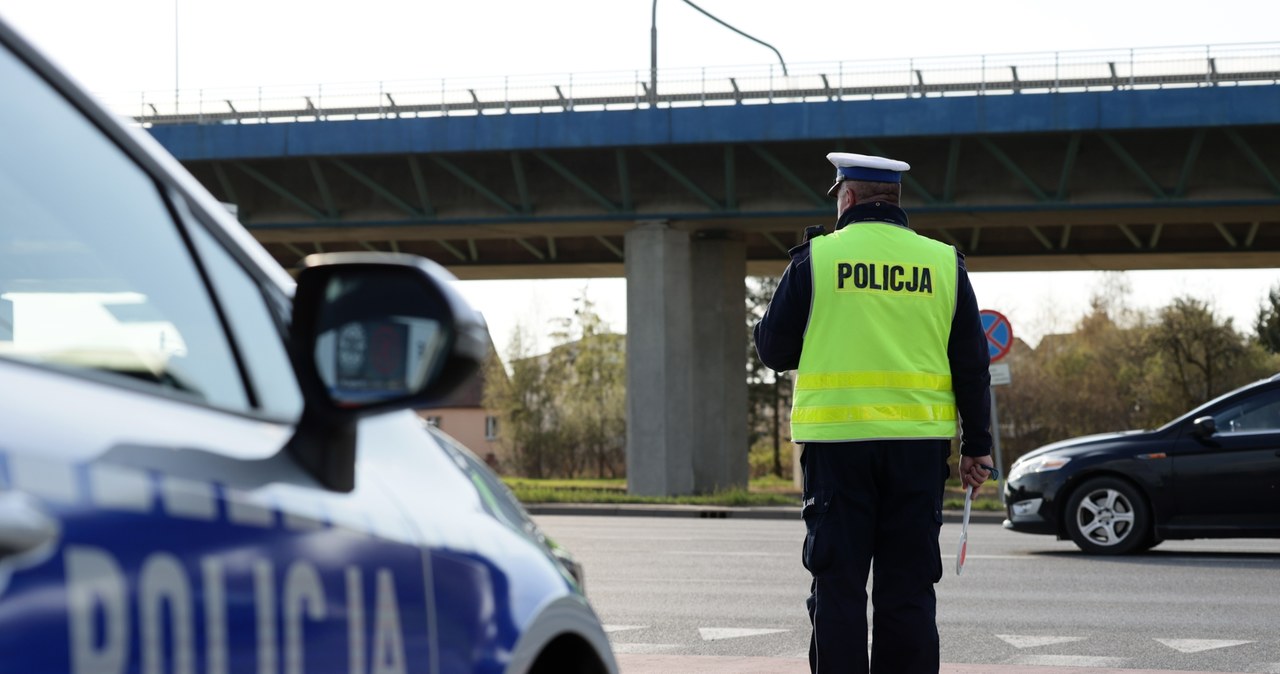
484, 291, 625, 478
482, 326, 558, 478
550, 293, 626, 478
1254, 283, 1280, 354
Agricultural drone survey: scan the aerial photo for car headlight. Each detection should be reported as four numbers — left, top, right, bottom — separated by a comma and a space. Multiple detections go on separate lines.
1008, 455, 1071, 482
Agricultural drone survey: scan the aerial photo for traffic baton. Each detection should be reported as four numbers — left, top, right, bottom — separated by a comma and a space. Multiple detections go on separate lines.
955, 485, 973, 576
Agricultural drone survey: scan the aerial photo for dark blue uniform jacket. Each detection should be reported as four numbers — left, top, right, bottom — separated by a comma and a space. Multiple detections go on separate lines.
753, 202, 994, 457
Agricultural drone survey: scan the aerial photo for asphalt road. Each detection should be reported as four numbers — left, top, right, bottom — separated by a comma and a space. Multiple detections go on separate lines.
535, 514, 1280, 673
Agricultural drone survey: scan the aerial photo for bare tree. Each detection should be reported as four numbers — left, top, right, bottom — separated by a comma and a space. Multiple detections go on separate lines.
1254, 282, 1280, 354
999, 290, 1278, 466
1150, 297, 1249, 410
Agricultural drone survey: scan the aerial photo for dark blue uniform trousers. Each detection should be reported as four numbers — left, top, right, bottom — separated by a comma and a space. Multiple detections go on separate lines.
801, 440, 950, 674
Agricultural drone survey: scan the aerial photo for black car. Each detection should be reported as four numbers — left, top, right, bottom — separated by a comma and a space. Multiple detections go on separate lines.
1004, 374, 1280, 554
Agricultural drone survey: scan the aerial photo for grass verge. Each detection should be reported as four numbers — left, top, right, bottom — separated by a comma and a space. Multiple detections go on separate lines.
503, 476, 1005, 511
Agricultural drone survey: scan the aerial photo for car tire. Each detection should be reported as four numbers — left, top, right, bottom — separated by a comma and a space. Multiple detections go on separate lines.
1135, 537, 1164, 553
1064, 477, 1151, 555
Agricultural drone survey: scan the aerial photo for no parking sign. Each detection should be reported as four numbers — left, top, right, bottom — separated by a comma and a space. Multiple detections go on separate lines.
978, 309, 1013, 504
979, 310, 1013, 362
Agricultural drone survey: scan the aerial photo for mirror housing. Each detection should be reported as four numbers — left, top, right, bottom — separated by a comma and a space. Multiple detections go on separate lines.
286, 252, 487, 491
1191, 415, 1218, 438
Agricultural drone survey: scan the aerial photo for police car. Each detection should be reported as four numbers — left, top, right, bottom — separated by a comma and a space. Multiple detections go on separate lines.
0, 15, 616, 674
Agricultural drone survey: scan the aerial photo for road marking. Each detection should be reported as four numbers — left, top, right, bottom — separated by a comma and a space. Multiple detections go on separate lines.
590, 577, 807, 586
604, 625, 648, 634
1155, 638, 1253, 653
995, 635, 1086, 649
699, 628, 789, 641
958, 552, 1277, 565
1006, 655, 1127, 667
941, 554, 1035, 561
1141, 558, 1280, 566
546, 535, 780, 542
612, 643, 682, 654
614, 653, 811, 672
666, 551, 791, 557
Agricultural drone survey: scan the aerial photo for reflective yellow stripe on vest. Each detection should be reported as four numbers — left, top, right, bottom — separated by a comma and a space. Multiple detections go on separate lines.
791, 221, 959, 442
792, 403, 957, 425
795, 371, 952, 392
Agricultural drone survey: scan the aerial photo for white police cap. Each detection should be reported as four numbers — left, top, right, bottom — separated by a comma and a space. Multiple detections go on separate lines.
826, 152, 911, 197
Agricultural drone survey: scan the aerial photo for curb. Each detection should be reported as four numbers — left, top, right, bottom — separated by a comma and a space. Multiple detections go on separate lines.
525, 502, 1007, 524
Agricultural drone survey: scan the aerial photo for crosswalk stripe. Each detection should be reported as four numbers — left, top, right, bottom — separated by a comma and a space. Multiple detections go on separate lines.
612, 643, 682, 654
941, 554, 1033, 560
665, 551, 791, 557
995, 635, 1085, 649
608, 624, 1272, 664
699, 628, 789, 641
1155, 638, 1253, 653
1006, 655, 1127, 667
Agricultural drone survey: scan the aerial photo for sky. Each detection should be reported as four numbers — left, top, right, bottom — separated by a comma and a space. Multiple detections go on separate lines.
3, 0, 1278, 352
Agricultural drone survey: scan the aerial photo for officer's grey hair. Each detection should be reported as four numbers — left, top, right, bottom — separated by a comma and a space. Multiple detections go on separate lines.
841, 180, 901, 204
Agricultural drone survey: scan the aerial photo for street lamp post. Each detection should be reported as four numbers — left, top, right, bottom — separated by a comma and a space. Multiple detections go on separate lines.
174, 0, 179, 115
648, 0, 789, 110
650, 0, 659, 107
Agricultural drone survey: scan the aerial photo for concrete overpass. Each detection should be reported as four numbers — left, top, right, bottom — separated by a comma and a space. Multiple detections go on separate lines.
131, 43, 1280, 495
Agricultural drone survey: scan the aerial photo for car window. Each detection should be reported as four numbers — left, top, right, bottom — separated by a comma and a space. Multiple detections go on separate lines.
1212, 387, 1280, 434
182, 203, 304, 420
0, 44, 248, 410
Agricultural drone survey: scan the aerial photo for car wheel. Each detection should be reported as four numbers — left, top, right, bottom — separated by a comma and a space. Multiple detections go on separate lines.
1064, 477, 1151, 555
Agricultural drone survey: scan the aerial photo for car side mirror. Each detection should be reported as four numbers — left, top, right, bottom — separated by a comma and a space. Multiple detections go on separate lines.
286, 252, 488, 491
1192, 415, 1218, 438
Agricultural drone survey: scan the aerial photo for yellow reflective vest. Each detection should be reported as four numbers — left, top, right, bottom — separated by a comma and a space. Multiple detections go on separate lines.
790, 221, 959, 442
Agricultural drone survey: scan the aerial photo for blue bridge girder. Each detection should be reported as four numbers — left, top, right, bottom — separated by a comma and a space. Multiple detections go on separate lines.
142, 55, 1280, 278
128, 47, 1280, 495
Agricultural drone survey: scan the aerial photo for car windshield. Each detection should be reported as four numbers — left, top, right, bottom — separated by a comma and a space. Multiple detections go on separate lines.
0, 43, 248, 408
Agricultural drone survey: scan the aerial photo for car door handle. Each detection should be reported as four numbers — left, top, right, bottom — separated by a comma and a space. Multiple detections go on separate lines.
0, 492, 58, 558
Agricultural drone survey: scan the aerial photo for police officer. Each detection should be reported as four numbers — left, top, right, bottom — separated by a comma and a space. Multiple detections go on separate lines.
753, 152, 994, 674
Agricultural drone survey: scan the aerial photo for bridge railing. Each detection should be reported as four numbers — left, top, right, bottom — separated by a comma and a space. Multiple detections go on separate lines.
102, 42, 1280, 126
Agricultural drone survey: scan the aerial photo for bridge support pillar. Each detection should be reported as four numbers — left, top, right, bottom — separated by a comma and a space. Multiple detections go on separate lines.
690, 233, 748, 494
624, 222, 747, 496
625, 222, 694, 496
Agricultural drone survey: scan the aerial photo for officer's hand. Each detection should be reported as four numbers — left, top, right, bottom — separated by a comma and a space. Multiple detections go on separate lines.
960, 455, 996, 492
803, 225, 826, 243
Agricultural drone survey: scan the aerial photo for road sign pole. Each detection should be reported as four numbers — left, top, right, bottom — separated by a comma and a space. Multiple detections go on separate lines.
990, 387, 1005, 505
978, 309, 1012, 505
